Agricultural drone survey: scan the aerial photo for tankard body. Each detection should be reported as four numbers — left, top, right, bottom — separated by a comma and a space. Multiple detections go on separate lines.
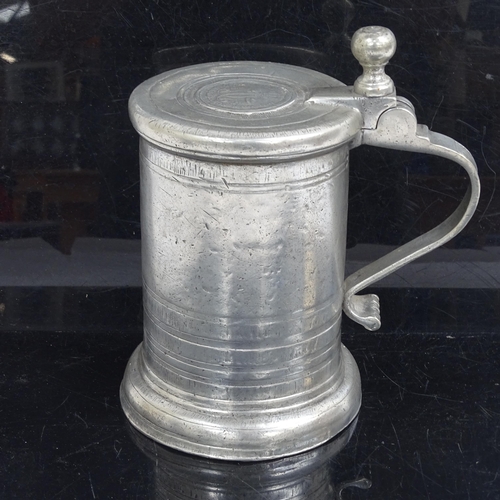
127, 139, 359, 459
121, 27, 480, 460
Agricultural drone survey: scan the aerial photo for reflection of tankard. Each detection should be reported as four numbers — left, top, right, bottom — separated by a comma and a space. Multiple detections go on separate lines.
121, 26, 480, 460
127, 418, 371, 500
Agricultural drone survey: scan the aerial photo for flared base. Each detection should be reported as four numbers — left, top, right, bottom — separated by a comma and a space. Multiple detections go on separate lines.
120, 343, 361, 461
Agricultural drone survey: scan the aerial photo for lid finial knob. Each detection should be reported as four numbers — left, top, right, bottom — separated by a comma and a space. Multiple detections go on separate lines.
351, 26, 396, 97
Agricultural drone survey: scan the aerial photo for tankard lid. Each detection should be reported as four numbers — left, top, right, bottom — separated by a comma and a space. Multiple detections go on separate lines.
129, 61, 363, 162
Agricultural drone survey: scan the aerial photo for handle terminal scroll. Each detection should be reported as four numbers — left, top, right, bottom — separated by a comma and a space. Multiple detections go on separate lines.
344, 293, 381, 332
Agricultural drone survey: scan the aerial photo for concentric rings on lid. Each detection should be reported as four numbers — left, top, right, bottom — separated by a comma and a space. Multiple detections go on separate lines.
129, 61, 362, 162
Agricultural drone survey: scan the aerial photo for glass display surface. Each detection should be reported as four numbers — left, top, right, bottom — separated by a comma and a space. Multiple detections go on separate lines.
0, 1, 499, 497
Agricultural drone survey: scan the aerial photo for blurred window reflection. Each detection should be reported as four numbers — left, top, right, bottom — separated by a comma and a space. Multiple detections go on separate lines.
0, 1, 29, 23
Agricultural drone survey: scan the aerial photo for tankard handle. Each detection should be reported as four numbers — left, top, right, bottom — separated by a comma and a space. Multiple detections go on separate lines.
343, 100, 481, 331
343, 27, 481, 331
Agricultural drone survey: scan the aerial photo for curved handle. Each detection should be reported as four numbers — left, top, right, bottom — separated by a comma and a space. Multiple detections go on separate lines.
343, 100, 481, 330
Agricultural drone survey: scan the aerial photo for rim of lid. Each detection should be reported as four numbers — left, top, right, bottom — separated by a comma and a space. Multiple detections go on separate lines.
129, 61, 362, 162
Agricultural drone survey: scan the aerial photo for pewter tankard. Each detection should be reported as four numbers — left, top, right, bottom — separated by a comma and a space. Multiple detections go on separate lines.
121, 27, 480, 460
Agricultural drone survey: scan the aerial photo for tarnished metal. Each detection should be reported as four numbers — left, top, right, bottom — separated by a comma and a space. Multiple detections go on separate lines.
121, 26, 480, 460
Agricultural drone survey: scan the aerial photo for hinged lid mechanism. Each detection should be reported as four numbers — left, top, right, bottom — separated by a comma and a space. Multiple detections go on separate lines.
129, 61, 364, 162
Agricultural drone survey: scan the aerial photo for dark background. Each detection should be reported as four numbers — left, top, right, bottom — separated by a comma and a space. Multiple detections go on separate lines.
0, 0, 499, 498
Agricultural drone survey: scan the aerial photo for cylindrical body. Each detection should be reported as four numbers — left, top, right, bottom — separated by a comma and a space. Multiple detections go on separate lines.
121, 61, 362, 460
121, 139, 360, 460
141, 141, 349, 405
